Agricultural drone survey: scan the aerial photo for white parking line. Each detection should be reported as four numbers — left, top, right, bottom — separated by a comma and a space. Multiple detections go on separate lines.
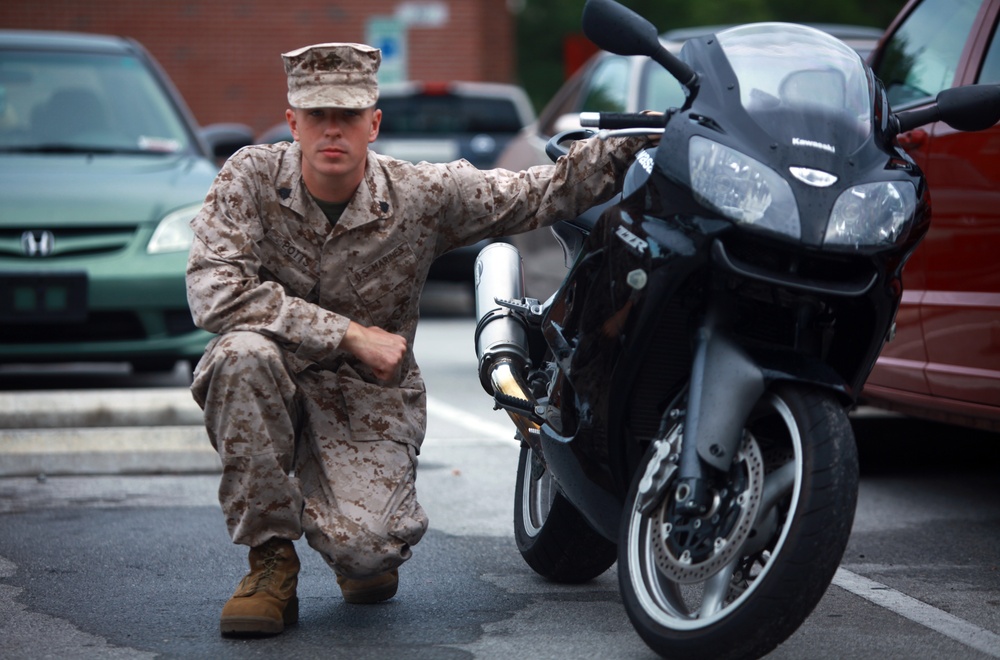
426, 396, 520, 444
833, 569, 1000, 658
428, 398, 1000, 657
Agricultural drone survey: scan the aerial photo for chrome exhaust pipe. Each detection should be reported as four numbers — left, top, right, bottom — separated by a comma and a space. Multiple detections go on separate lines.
473, 242, 539, 441
474, 242, 529, 380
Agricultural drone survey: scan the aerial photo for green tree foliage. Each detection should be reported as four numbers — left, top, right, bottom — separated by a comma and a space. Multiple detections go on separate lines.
515, 0, 907, 111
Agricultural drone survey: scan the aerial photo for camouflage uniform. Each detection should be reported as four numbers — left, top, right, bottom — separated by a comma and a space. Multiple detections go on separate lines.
187, 135, 642, 579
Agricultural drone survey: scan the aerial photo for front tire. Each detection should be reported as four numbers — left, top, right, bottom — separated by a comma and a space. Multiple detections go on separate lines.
513, 444, 618, 583
619, 384, 859, 660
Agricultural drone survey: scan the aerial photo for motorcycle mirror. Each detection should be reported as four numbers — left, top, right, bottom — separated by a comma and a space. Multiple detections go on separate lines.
894, 83, 1000, 134
582, 0, 699, 90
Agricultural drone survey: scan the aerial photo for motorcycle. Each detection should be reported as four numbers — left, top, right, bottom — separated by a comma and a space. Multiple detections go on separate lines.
472, 0, 1000, 658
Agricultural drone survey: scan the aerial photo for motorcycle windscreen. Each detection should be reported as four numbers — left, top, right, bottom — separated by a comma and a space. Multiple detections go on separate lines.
716, 23, 874, 155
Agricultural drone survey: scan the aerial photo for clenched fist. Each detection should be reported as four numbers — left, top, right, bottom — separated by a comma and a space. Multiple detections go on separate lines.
341, 321, 408, 382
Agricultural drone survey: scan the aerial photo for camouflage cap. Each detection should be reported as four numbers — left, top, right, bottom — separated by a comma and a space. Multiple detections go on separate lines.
282, 43, 381, 110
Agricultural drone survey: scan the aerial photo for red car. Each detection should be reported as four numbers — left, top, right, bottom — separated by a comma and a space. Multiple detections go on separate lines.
862, 0, 1000, 431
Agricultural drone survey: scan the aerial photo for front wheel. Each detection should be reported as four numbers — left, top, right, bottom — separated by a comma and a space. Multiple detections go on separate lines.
619, 384, 859, 660
513, 443, 618, 583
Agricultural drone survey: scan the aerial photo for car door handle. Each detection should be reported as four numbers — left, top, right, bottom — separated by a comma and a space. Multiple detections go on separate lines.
896, 129, 928, 150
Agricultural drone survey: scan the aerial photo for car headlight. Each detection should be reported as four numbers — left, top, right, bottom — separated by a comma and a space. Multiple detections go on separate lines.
689, 135, 800, 239
825, 181, 916, 248
147, 203, 201, 254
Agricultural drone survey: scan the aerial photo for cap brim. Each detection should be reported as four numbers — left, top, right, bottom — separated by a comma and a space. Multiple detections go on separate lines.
288, 89, 378, 110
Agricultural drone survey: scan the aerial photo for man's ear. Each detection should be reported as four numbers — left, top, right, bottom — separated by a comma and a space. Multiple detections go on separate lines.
369, 108, 382, 144
285, 108, 299, 142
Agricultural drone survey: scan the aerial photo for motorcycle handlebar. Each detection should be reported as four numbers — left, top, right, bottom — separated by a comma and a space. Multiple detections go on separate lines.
580, 112, 667, 130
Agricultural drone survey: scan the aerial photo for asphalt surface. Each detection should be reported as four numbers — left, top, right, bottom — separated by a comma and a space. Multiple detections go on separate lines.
1, 305, 998, 659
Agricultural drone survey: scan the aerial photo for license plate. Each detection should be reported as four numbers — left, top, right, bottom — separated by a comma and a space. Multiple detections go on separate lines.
0, 272, 88, 323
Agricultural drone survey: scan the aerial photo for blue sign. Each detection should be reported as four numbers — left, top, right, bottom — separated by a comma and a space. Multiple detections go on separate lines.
366, 17, 407, 83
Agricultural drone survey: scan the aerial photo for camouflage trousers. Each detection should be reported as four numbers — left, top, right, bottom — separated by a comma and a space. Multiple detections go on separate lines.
191, 331, 428, 579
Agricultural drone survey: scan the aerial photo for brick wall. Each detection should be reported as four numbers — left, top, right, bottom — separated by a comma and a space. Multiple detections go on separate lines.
0, 0, 516, 136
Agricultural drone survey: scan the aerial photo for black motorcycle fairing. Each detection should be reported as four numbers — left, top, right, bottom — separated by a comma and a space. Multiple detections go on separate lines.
658, 31, 928, 252
538, 423, 622, 542
549, 195, 618, 269
538, 197, 721, 510
539, 188, 904, 518
535, 201, 708, 531
620, 148, 656, 200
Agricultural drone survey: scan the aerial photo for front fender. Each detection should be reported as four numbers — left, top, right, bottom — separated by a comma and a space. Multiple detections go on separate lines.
749, 345, 853, 405
685, 324, 765, 473
684, 324, 852, 475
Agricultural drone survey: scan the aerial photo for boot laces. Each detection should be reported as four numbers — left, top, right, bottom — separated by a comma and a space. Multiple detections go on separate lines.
254, 543, 283, 590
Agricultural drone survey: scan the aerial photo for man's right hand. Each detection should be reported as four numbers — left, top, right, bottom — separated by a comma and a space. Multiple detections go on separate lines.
341, 321, 407, 382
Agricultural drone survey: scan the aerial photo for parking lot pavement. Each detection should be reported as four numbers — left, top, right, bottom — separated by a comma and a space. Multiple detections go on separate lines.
0, 387, 217, 477
0, 283, 475, 479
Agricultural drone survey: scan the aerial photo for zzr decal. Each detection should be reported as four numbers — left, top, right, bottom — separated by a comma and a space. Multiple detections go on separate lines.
615, 225, 648, 254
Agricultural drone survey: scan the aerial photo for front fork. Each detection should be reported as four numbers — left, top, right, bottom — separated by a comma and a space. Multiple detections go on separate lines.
669, 309, 765, 515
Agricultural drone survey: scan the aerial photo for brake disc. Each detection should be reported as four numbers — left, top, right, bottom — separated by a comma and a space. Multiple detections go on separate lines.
649, 435, 765, 584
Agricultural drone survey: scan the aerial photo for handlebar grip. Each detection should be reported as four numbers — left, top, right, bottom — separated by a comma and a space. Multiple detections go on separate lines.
579, 112, 666, 130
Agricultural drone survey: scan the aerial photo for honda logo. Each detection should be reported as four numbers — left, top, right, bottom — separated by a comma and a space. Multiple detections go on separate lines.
20, 230, 55, 257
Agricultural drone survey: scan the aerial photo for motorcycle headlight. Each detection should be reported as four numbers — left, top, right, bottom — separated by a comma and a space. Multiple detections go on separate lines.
689, 135, 800, 239
825, 181, 916, 248
147, 203, 200, 254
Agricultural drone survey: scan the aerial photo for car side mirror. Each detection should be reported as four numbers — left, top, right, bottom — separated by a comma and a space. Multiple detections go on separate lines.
199, 123, 255, 162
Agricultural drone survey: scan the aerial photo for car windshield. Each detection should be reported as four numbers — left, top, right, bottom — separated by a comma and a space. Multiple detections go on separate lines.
0, 49, 193, 154
378, 95, 524, 134
716, 23, 874, 152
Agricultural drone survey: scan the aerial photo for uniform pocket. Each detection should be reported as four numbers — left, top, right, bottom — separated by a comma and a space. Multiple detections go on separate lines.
338, 367, 426, 446
347, 242, 419, 323
259, 228, 320, 299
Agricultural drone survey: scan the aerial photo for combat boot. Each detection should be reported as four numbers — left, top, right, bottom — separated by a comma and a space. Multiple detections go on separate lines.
337, 568, 399, 604
220, 538, 299, 636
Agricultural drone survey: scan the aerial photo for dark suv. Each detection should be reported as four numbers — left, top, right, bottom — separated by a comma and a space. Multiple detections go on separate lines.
862, 0, 1000, 431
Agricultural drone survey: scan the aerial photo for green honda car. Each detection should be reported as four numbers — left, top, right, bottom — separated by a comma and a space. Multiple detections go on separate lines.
0, 30, 251, 373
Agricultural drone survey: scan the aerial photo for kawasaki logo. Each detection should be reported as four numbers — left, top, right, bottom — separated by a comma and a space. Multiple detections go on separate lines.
792, 137, 836, 154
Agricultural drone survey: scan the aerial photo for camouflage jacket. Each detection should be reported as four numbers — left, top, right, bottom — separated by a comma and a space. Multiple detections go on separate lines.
186, 137, 643, 444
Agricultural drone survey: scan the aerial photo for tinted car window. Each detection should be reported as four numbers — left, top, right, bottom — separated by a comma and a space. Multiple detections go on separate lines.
875, 0, 980, 106
0, 50, 192, 152
378, 95, 523, 134
580, 55, 630, 112
976, 22, 1000, 83
641, 61, 686, 112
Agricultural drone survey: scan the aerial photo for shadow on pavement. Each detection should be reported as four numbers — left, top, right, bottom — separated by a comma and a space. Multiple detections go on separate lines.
0, 360, 194, 391
852, 413, 1000, 476
0, 283, 475, 392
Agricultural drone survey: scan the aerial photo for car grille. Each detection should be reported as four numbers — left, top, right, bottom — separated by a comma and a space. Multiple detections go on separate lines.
0, 309, 198, 343
0, 227, 137, 258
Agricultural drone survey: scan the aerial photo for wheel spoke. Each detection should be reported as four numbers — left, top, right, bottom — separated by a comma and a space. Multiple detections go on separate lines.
698, 557, 739, 617
756, 459, 796, 524
639, 533, 696, 619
